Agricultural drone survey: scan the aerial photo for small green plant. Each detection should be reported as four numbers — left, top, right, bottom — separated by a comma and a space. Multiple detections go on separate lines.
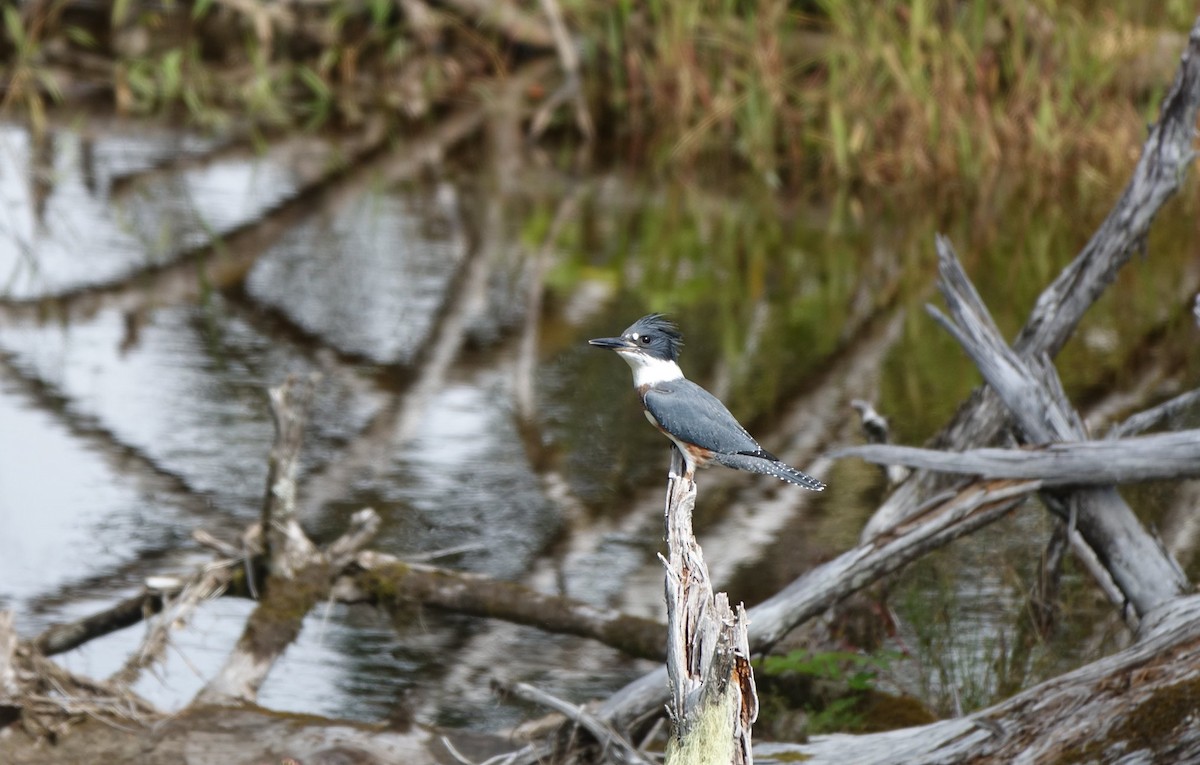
759, 649, 893, 691
756, 649, 902, 734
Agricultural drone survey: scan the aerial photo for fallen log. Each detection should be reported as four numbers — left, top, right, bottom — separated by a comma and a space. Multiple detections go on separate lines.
757, 594, 1200, 764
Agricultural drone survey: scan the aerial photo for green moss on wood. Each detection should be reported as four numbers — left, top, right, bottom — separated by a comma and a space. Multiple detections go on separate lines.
240, 564, 331, 661
355, 562, 666, 661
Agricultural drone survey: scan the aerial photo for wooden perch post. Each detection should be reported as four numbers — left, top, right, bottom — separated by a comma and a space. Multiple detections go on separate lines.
662, 449, 757, 765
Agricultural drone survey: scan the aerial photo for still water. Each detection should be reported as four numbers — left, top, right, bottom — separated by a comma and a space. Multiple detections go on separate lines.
0, 117, 1197, 731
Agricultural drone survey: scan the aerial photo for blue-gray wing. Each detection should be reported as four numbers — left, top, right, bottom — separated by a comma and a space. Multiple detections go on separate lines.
643, 380, 763, 456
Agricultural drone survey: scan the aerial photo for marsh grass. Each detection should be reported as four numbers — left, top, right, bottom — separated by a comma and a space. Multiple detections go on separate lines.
1, 1, 1194, 193
578, 1, 1193, 192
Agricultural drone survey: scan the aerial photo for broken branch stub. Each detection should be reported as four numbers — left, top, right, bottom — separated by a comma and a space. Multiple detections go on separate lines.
262, 373, 321, 577
196, 374, 329, 706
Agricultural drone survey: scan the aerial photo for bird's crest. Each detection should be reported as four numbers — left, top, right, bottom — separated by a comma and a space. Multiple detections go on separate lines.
626, 314, 684, 361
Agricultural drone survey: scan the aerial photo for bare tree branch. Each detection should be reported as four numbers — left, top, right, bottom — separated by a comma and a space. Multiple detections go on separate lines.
927, 237, 1188, 617
864, 17, 1200, 539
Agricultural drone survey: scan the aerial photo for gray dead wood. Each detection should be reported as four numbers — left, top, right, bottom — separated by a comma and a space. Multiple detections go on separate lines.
0, 612, 17, 704
506, 682, 652, 765
1, 611, 159, 736
108, 558, 241, 689
662, 449, 757, 765
863, 17, 1200, 540
196, 375, 344, 706
839, 428, 1200, 485
756, 594, 1200, 764
262, 374, 321, 577
598, 479, 1038, 730
1108, 387, 1200, 439
927, 238, 1188, 618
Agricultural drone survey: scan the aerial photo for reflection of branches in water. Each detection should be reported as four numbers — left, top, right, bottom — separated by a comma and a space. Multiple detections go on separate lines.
0, 347, 227, 509
0, 125, 389, 323
293, 187, 494, 521
289, 66, 558, 520
106, 134, 245, 200
2, 69, 553, 639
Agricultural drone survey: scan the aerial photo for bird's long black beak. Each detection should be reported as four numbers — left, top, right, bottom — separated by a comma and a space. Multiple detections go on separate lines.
588, 336, 631, 350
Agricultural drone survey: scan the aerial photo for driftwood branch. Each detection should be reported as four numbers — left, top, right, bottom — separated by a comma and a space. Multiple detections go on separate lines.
108, 562, 238, 688
863, 17, 1200, 539
1015, 22, 1200, 359
505, 682, 652, 765
262, 374, 320, 576
838, 428, 1200, 485
661, 449, 756, 764
1108, 387, 1200, 439
927, 237, 1189, 618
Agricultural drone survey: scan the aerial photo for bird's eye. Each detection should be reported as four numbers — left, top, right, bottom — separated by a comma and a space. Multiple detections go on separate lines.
639, 335, 651, 345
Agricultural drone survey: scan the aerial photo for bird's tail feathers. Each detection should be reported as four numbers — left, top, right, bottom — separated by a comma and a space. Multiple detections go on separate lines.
712, 452, 825, 491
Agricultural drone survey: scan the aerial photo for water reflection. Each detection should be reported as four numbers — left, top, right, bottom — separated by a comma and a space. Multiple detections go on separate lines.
0, 117, 1196, 733
247, 183, 468, 364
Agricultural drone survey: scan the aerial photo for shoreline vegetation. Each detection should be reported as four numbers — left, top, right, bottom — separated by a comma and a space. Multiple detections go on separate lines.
0, 1, 1194, 194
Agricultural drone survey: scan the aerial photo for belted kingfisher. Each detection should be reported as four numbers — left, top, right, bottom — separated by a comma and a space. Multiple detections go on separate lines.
589, 314, 825, 490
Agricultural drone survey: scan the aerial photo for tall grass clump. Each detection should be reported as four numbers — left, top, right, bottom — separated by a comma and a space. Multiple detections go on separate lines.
579, 1, 1190, 193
